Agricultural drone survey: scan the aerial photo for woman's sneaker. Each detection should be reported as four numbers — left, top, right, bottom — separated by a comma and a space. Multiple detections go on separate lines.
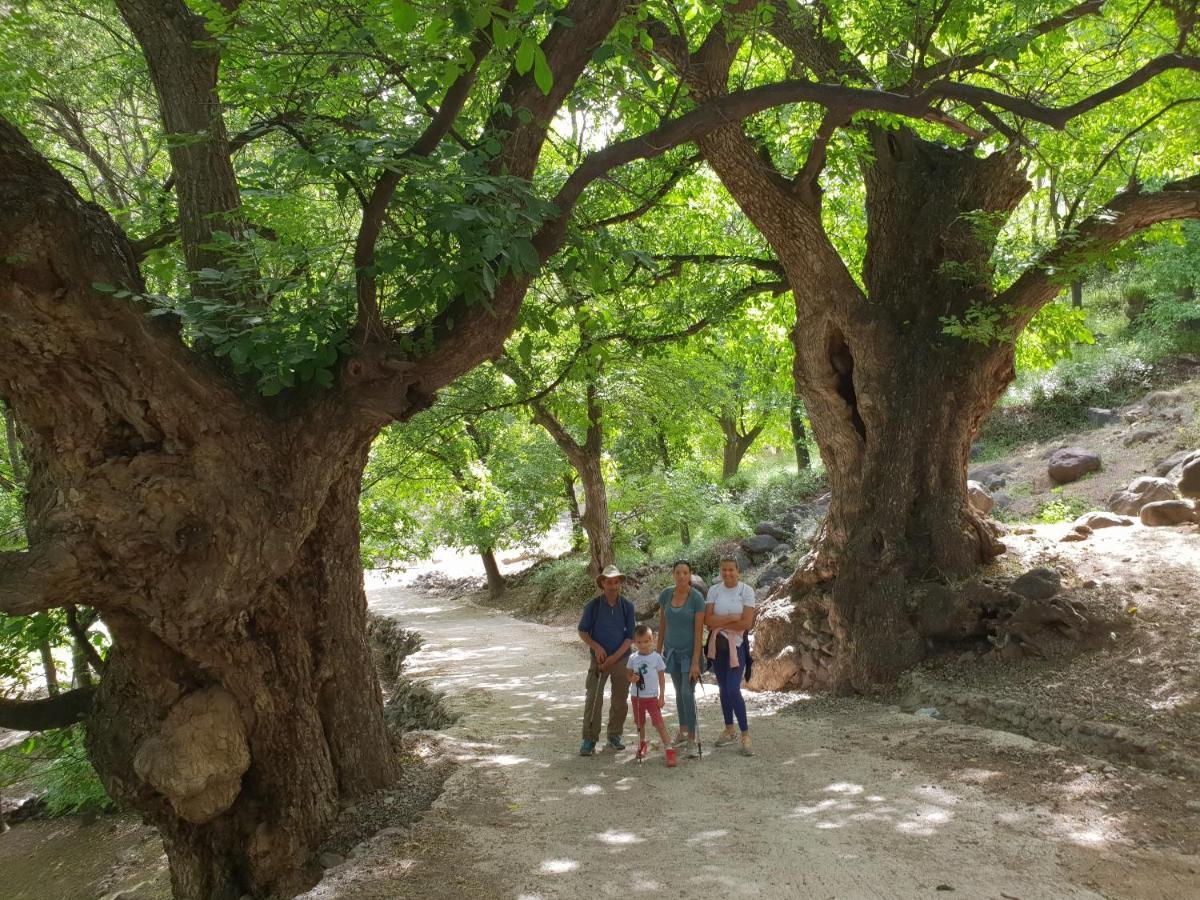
665, 748, 678, 768
671, 732, 688, 747
685, 741, 699, 759
714, 731, 737, 747
635, 741, 649, 761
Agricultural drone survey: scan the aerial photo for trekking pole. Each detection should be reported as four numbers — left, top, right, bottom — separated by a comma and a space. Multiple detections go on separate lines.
586, 656, 607, 751
693, 671, 706, 760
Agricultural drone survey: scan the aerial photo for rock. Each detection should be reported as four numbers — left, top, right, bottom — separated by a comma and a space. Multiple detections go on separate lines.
1155, 449, 1195, 478
689, 574, 709, 598
1108, 476, 1179, 515
992, 492, 1013, 510
1011, 567, 1061, 601
1145, 389, 1183, 410
1060, 526, 1090, 542
1123, 428, 1162, 446
754, 521, 792, 542
999, 640, 1025, 662
1048, 447, 1101, 484
1186, 800, 1200, 813
1074, 511, 1134, 530
740, 533, 780, 557
756, 564, 789, 590
1139, 500, 1198, 527
1179, 453, 1200, 499
914, 707, 943, 720
132, 687, 251, 825
318, 852, 346, 869
967, 480, 994, 514
969, 443, 983, 459
968, 461, 1014, 491
1086, 407, 1118, 426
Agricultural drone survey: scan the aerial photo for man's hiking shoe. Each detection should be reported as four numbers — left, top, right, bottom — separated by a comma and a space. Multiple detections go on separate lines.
580, 740, 596, 756
685, 741, 699, 759
635, 740, 649, 761
607, 735, 625, 751
665, 748, 678, 768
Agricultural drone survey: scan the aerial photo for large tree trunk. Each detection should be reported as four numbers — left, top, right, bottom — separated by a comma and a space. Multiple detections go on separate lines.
1, 120, 396, 898
480, 546, 505, 597
702, 123, 1026, 692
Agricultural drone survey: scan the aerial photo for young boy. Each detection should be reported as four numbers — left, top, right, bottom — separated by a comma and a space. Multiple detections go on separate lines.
627, 625, 678, 767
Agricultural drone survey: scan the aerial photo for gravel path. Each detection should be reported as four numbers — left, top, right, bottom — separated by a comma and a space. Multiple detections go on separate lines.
302, 583, 1200, 900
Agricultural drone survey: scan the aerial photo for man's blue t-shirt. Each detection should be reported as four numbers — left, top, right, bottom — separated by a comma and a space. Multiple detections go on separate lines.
578, 594, 635, 656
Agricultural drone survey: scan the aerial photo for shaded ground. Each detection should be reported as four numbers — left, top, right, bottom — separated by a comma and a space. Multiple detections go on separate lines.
302, 582, 1200, 900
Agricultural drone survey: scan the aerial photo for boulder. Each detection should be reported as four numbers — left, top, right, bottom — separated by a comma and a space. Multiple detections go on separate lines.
1155, 449, 1194, 478
968, 461, 1015, 491
1123, 427, 1163, 446
689, 574, 709, 598
1060, 526, 1090, 543
754, 521, 792, 542
967, 480, 994, 515
1139, 500, 1198, 527
1086, 407, 1118, 426
1179, 452, 1200, 499
740, 533, 780, 557
756, 564, 790, 590
1047, 447, 1101, 484
1074, 511, 1134, 530
1108, 476, 1178, 515
1011, 567, 1061, 601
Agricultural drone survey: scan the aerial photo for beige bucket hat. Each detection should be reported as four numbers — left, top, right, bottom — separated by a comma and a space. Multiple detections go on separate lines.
595, 564, 624, 586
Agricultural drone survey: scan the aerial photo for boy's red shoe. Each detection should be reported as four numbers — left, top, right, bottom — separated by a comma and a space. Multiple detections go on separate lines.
665, 748, 678, 767
636, 741, 649, 760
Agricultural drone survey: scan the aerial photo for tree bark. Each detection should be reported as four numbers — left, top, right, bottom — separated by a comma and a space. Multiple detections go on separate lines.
576, 452, 615, 577
480, 546, 505, 597
1070, 280, 1083, 308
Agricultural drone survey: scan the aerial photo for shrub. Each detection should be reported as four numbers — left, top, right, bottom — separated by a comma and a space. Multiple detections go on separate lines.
741, 468, 827, 522
0, 726, 113, 817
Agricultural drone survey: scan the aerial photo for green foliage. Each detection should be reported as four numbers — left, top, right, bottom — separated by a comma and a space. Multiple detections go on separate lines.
0, 726, 113, 817
741, 467, 827, 523
1016, 302, 1095, 371
1033, 495, 1091, 524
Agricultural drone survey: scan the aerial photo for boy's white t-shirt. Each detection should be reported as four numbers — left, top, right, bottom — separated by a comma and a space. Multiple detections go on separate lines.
705, 581, 756, 648
627, 650, 666, 698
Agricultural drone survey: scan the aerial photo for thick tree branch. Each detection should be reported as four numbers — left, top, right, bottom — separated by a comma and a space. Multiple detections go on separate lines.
65, 606, 105, 675
0, 688, 94, 732
1001, 175, 1200, 320
0, 547, 79, 616
116, 0, 246, 287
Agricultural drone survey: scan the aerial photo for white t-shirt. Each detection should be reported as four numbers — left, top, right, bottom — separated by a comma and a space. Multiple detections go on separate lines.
705, 581, 756, 647
627, 650, 666, 698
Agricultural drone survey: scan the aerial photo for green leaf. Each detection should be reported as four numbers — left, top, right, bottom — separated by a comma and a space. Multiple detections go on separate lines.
390, 1, 418, 31
515, 38, 535, 74
533, 47, 553, 95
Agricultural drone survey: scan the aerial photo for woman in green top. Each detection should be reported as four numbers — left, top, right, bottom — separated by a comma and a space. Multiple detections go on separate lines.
656, 559, 706, 759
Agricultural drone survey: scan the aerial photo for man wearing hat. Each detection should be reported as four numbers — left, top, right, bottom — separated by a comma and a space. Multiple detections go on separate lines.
578, 564, 635, 756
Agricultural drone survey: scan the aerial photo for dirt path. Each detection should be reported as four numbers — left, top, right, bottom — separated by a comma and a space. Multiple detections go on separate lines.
303, 584, 1200, 900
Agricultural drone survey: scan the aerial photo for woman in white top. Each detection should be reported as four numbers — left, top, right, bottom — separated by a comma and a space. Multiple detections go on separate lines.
704, 555, 756, 756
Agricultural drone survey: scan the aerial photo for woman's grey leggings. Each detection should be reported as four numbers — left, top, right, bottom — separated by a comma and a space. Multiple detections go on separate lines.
665, 653, 698, 732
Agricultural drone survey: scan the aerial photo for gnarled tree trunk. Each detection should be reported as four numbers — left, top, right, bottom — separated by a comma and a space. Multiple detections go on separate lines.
718, 413, 764, 480
1, 118, 396, 899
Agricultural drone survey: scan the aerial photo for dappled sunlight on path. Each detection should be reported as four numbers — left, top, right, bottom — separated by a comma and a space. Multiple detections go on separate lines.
297, 584, 1199, 899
